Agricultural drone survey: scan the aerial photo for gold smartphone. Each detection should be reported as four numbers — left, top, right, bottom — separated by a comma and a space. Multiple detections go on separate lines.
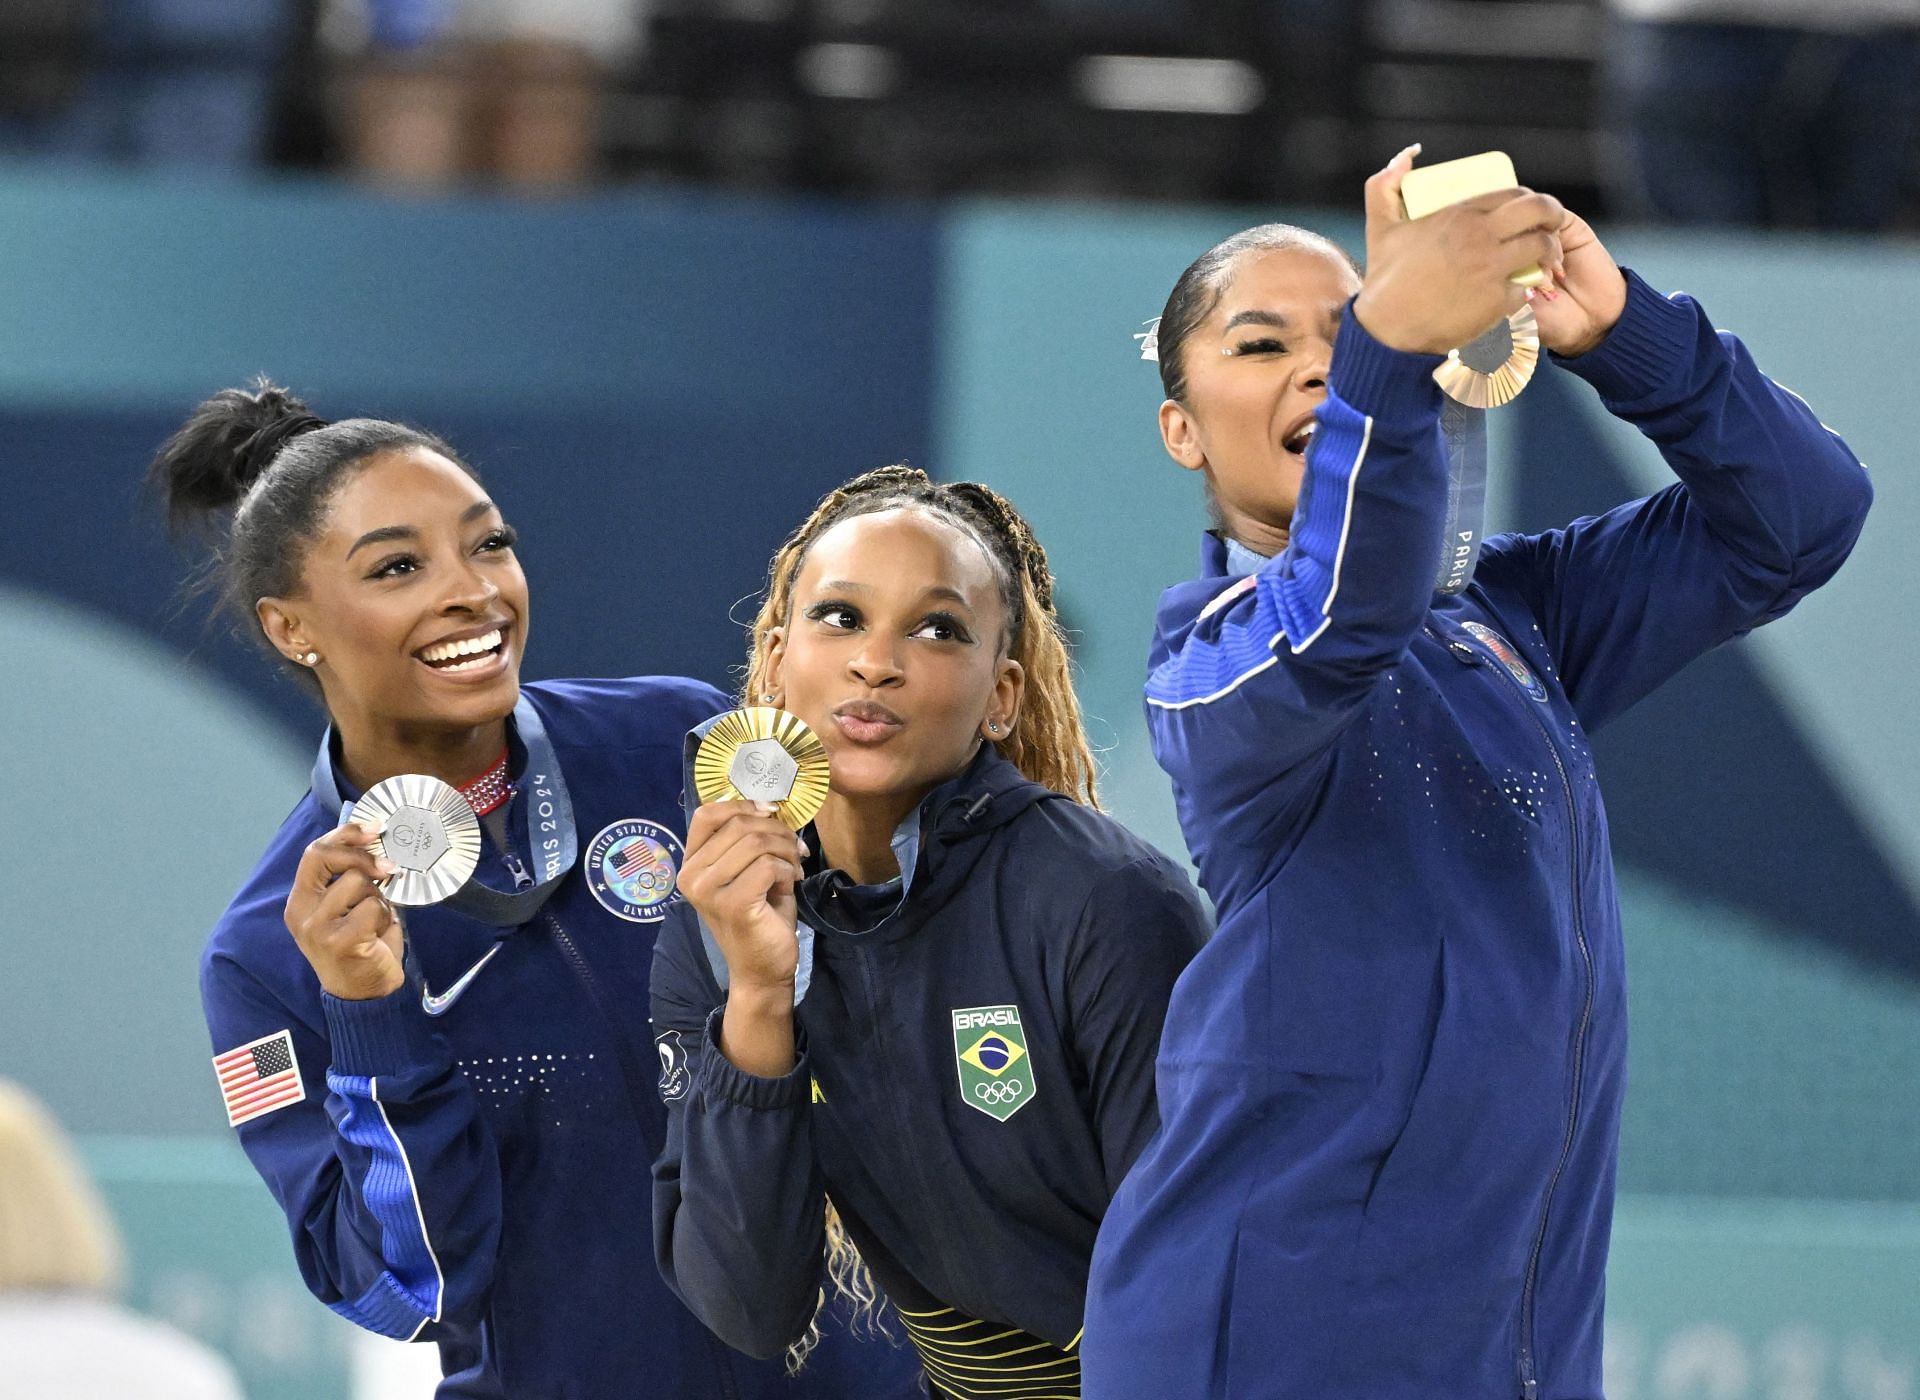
1399, 151, 1549, 289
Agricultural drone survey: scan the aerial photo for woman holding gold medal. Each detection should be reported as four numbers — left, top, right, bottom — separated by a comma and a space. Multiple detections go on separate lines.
158, 384, 923, 1400
1080, 148, 1874, 1398
649, 468, 1211, 1399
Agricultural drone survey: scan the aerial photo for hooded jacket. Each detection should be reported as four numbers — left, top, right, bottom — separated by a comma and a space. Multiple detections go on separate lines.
1081, 272, 1872, 1400
200, 675, 924, 1400
651, 739, 1210, 1399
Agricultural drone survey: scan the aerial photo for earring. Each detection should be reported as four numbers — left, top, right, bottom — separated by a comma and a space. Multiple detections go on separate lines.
759, 693, 777, 704
987, 721, 1002, 735
303, 652, 319, 666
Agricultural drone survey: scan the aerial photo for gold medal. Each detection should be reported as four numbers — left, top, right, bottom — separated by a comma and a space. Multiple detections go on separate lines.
1432, 302, 1540, 409
348, 774, 483, 907
693, 707, 832, 830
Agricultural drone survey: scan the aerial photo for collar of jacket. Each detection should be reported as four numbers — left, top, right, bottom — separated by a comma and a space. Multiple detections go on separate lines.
801, 740, 1057, 951
1153, 530, 1255, 655
1221, 531, 1273, 578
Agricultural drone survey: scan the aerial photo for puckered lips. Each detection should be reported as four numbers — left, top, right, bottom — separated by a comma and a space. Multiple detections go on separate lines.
414, 621, 513, 683
832, 698, 905, 745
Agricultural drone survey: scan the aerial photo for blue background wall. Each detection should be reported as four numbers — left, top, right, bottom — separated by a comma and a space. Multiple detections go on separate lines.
2, 169, 1916, 1398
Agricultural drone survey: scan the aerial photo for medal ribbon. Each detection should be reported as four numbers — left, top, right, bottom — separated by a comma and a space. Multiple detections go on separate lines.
1435, 397, 1489, 595
311, 695, 580, 926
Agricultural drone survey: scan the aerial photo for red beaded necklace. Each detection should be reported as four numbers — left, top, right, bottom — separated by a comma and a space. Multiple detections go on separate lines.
458, 749, 512, 817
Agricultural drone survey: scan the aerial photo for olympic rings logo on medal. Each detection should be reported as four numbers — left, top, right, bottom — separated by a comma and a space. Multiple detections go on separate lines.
586, 818, 685, 924
973, 1080, 1025, 1107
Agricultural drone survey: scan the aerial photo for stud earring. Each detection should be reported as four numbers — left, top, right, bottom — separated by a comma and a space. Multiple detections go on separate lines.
303, 652, 319, 666
987, 721, 1002, 735
759, 693, 777, 704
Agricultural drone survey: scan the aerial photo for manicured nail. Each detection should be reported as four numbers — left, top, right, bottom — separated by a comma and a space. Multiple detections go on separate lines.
376, 858, 398, 877
753, 801, 778, 816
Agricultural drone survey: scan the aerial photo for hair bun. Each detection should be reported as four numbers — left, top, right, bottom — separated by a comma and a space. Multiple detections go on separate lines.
149, 378, 323, 532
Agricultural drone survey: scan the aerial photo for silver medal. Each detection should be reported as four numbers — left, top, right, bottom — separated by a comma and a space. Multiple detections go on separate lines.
348, 774, 482, 907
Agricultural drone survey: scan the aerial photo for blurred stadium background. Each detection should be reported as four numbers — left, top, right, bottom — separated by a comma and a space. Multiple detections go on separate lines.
1, 1, 1916, 1397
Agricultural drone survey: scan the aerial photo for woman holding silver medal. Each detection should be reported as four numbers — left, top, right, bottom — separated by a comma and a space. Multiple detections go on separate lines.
1079, 148, 1875, 1398
648, 467, 1211, 1400
157, 382, 923, 1400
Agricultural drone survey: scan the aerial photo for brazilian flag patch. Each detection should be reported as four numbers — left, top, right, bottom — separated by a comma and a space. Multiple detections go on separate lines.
951, 1005, 1035, 1122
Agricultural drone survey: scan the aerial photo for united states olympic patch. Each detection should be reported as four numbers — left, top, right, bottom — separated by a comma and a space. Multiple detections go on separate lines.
1462, 621, 1549, 703
585, 819, 685, 923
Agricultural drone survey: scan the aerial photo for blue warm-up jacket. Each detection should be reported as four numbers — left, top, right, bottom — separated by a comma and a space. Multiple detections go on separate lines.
1081, 272, 1872, 1400
652, 743, 1210, 1399
200, 676, 926, 1400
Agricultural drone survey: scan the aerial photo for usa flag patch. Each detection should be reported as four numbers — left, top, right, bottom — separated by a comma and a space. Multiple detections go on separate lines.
213, 1030, 306, 1127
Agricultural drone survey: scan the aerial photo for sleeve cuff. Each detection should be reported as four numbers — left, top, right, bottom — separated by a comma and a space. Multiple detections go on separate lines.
323, 985, 443, 1077
1552, 267, 1704, 406
697, 1007, 812, 1111
1330, 298, 1447, 425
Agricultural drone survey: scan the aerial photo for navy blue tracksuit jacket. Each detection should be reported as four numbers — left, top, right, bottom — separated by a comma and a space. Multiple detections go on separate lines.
652, 745, 1210, 1399
201, 676, 924, 1400
1082, 272, 1872, 1399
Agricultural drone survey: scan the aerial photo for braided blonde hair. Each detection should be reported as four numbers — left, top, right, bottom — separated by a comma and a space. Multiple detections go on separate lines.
743, 465, 1098, 805
745, 467, 1100, 1371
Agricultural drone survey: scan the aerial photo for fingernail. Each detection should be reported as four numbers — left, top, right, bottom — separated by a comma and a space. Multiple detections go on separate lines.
1543, 288, 1561, 302
376, 858, 398, 876
1402, 142, 1423, 159
1524, 287, 1536, 303
753, 801, 778, 816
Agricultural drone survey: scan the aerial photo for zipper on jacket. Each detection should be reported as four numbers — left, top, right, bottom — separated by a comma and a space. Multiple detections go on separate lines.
849, 939, 995, 1319
542, 909, 744, 1400
1437, 623, 1596, 1399
1511, 688, 1595, 1400
501, 851, 535, 889
542, 912, 660, 1141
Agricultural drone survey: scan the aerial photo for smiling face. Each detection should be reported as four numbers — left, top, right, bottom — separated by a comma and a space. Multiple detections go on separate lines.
763, 505, 1023, 813
1160, 243, 1363, 552
256, 447, 528, 741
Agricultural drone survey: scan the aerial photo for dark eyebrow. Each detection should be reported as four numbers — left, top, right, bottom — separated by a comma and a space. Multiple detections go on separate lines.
1223, 309, 1290, 332
813, 580, 974, 611
347, 501, 498, 559
347, 525, 417, 559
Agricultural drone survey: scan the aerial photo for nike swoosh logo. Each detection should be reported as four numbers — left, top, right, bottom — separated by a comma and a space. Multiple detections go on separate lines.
421, 946, 503, 1017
